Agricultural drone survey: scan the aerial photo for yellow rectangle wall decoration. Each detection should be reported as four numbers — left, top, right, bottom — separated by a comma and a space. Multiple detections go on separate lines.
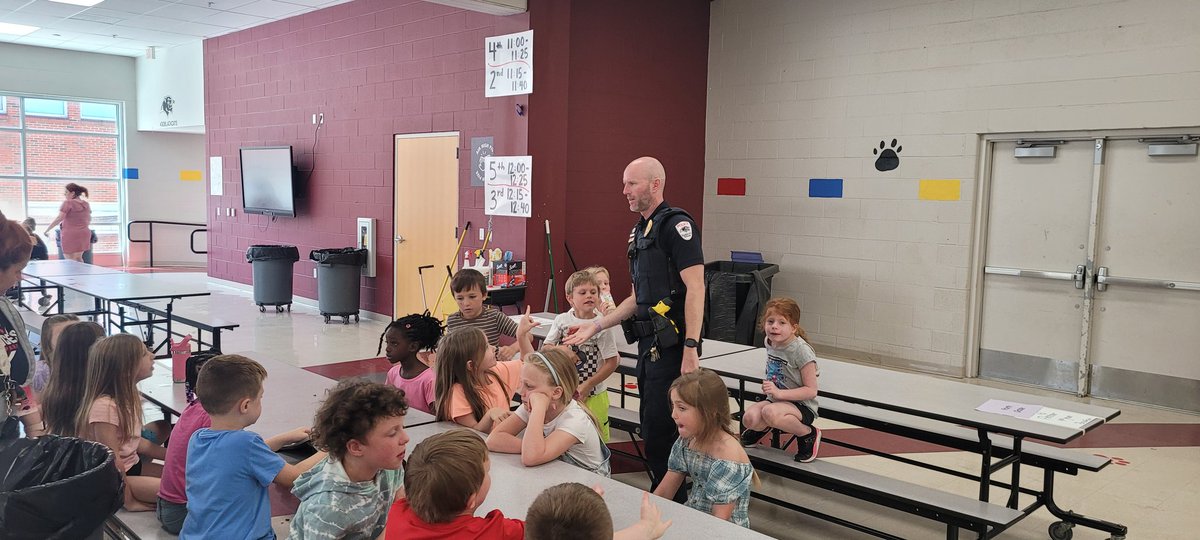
180, 170, 203, 181
918, 179, 961, 201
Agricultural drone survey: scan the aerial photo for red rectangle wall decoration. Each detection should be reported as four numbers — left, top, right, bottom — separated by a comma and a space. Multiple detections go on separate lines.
716, 177, 746, 196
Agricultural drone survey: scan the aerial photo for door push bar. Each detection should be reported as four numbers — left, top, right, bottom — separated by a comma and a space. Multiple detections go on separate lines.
1095, 267, 1200, 292
985, 265, 1087, 290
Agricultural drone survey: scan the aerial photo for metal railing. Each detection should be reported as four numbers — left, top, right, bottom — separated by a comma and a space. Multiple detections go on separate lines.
126, 220, 207, 268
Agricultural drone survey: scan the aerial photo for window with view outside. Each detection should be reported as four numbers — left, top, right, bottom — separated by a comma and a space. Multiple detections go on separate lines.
0, 95, 124, 254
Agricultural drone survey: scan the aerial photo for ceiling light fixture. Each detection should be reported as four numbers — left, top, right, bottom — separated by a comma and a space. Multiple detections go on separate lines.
0, 22, 39, 36
50, 0, 106, 7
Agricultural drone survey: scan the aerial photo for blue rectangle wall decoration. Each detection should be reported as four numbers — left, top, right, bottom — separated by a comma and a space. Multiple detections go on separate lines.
809, 178, 843, 198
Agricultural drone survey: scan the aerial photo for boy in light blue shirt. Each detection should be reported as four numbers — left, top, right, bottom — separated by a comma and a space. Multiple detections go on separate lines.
182, 355, 323, 540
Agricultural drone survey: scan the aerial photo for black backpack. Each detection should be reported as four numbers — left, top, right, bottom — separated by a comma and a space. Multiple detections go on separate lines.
184, 351, 220, 403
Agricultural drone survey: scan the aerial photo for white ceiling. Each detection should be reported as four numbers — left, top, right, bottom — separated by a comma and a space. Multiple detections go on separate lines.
0, 0, 353, 57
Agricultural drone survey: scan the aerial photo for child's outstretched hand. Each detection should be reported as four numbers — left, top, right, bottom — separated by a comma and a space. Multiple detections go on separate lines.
516, 306, 537, 336
632, 492, 671, 540
281, 426, 311, 445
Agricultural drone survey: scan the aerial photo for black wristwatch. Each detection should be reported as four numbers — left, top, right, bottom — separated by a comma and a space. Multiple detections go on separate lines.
684, 338, 701, 349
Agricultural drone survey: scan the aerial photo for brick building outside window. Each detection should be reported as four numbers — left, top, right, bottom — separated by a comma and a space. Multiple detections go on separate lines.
0, 94, 123, 254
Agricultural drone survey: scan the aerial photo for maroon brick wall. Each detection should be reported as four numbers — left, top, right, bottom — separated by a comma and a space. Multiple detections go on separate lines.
204, 0, 529, 315
523, 0, 709, 310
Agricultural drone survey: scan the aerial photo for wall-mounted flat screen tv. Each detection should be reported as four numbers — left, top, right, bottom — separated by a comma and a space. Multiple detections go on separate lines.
240, 146, 296, 217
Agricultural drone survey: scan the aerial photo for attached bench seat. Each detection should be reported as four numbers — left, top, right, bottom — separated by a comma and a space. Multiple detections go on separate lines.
17, 308, 47, 337
746, 445, 1024, 539
820, 397, 1111, 474
107, 509, 294, 539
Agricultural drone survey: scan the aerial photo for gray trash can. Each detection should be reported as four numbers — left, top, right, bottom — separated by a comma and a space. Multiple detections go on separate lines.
309, 248, 368, 324
246, 245, 299, 313
704, 261, 780, 345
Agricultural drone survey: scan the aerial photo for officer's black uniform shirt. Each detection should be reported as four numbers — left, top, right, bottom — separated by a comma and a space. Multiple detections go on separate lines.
630, 202, 704, 321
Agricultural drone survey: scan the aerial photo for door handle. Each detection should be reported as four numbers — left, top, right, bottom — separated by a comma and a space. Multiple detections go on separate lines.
984, 265, 1088, 289
395, 235, 405, 244
1095, 266, 1200, 292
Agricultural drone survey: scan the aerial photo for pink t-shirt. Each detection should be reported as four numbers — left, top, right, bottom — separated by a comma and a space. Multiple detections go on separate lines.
386, 365, 436, 415
158, 401, 212, 504
86, 396, 141, 473
446, 360, 521, 423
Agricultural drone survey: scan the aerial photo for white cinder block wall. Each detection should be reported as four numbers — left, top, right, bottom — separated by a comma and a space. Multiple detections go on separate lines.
704, 0, 1200, 375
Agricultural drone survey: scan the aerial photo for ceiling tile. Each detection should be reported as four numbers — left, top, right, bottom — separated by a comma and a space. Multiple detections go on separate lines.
166, 19, 234, 37
49, 17, 116, 33
88, 0, 173, 15
15, 35, 68, 46
147, 4, 218, 21
231, 0, 302, 19
174, 0, 255, 10
113, 13, 180, 29
200, 9, 265, 29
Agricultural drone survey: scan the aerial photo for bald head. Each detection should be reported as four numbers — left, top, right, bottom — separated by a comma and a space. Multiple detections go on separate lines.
622, 157, 667, 216
625, 156, 666, 185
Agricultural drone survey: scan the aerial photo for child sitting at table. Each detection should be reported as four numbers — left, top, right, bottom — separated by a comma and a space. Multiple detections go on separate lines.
738, 297, 821, 462
181, 354, 322, 538
384, 428, 524, 539
72, 333, 167, 512
526, 482, 672, 540
432, 320, 535, 433
29, 313, 77, 399
542, 270, 620, 442
380, 312, 443, 414
486, 348, 610, 476
445, 268, 522, 361
40, 321, 105, 437
653, 369, 758, 528
289, 380, 409, 539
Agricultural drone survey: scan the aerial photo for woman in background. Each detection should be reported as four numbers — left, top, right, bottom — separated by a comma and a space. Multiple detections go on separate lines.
44, 183, 92, 263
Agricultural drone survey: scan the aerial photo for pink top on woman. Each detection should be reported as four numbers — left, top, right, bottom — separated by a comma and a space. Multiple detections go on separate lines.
58, 198, 91, 253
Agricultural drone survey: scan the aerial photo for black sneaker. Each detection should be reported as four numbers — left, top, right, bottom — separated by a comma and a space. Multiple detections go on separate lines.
794, 427, 822, 463
740, 428, 770, 447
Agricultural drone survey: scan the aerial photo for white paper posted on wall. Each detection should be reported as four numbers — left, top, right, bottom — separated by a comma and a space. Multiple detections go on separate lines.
484, 156, 532, 218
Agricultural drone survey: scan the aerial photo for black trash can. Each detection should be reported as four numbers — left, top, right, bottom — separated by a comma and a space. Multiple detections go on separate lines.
309, 248, 368, 324
704, 261, 780, 346
246, 245, 300, 313
0, 435, 124, 540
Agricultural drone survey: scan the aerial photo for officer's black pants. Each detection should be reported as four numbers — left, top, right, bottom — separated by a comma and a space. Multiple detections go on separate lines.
637, 339, 687, 503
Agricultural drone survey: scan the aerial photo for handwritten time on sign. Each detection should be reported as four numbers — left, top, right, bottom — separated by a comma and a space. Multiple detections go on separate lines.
485, 30, 533, 98
484, 156, 532, 218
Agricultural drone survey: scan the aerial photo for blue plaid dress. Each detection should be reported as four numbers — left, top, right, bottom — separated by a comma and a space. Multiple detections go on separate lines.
667, 438, 754, 528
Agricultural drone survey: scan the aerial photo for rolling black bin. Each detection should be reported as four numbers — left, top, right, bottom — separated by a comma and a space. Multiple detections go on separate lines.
246, 245, 299, 312
704, 261, 779, 346
0, 435, 124, 540
309, 248, 368, 324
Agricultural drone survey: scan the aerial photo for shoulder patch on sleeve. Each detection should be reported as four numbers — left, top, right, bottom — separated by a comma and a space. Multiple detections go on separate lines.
675, 220, 694, 241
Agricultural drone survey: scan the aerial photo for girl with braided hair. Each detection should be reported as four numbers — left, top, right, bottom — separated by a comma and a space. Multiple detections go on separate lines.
380, 312, 444, 414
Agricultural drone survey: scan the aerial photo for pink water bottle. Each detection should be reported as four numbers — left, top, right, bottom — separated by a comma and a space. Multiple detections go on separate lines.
170, 335, 193, 383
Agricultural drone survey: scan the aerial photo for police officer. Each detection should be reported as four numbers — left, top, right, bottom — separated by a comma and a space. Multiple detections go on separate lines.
564, 156, 704, 497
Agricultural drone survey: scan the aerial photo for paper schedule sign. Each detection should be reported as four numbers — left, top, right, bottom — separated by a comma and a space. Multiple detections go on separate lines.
975, 399, 1040, 419
484, 156, 532, 218
485, 30, 533, 97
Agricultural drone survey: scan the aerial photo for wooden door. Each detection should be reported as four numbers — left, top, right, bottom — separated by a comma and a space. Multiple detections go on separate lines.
394, 133, 459, 318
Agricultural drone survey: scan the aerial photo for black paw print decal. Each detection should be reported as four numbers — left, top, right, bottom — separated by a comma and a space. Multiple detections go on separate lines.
873, 139, 901, 172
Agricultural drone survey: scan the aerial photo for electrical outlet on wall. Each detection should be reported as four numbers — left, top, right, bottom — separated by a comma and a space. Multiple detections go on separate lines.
313, 268, 317, 278
479, 228, 485, 241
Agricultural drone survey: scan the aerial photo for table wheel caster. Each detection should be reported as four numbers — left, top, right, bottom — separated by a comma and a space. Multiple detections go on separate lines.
1049, 521, 1074, 540
323, 314, 331, 323
276, 305, 285, 313
259, 305, 266, 313
341, 315, 350, 324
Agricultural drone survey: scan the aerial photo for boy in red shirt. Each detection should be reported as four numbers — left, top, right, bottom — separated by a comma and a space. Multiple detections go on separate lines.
385, 428, 523, 539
